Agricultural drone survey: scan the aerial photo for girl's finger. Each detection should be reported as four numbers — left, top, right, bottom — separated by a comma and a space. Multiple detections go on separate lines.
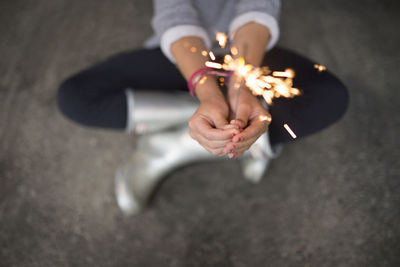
196, 117, 239, 141
190, 129, 231, 150
232, 118, 269, 143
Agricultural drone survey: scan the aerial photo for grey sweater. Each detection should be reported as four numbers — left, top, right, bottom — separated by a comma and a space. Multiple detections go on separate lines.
145, 0, 281, 61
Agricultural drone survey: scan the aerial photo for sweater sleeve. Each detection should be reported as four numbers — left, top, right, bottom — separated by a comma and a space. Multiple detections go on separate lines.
152, 0, 211, 62
229, 0, 281, 51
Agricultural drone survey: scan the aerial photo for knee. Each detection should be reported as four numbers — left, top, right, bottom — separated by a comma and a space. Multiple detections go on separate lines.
57, 76, 89, 124
296, 74, 349, 132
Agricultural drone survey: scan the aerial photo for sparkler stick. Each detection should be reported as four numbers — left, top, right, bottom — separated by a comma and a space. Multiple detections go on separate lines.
232, 43, 248, 120
232, 74, 242, 120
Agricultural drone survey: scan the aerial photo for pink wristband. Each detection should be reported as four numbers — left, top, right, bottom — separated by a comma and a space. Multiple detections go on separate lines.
187, 67, 233, 96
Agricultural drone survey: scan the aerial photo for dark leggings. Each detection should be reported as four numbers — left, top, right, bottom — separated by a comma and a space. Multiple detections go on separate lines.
57, 47, 349, 145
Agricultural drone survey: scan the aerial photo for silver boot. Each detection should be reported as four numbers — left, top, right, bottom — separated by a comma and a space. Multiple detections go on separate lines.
116, 90, 280, 215
115, 127, 279, 215
115, 125, 217, 215
125, 89, 199, 134
241, 132, 282, 183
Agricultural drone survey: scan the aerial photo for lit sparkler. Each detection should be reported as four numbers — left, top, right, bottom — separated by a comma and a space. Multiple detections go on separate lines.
204, 56, 300, 105
186, 32, 302, 139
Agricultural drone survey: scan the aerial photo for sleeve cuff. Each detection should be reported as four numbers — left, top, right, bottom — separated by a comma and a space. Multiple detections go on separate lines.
160, 25, 212, 62
229, 11, 280, 51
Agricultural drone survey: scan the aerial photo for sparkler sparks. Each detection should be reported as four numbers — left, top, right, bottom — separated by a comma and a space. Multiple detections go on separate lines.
283, 124, 297, 138
199, 76, 207, 85
259, 114, 272, 122
216, 32, 228, 48
209, 51, 216, 61
205, 61, 223, 69
314, 64, 326, 72
272, 69, 295, 78
212, 54, 300, 105
215, 49, 299, 138
186, 32, 301, 139
230, 46, 238, 55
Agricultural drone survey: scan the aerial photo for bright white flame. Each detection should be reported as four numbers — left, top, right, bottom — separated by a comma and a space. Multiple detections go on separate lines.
237, 65, 249, 76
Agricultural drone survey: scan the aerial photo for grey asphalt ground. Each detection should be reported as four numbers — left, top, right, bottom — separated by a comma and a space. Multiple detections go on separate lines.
1, 0, 399, 266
